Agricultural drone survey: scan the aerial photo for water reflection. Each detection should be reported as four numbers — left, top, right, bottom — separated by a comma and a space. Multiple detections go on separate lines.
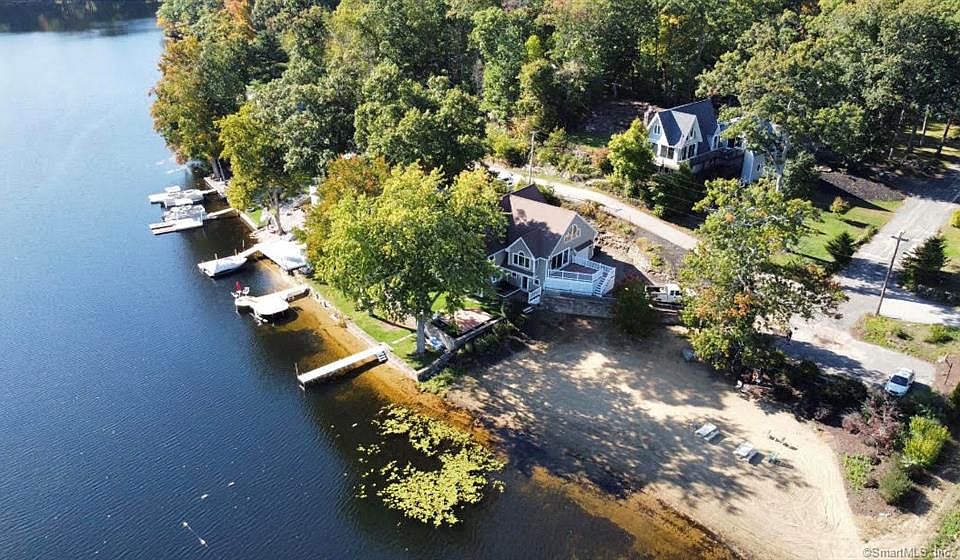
0, 0, 158, 34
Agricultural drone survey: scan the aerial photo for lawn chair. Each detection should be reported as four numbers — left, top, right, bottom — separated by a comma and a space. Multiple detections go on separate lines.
694, 422, 720, 441
734, 442, 757, 462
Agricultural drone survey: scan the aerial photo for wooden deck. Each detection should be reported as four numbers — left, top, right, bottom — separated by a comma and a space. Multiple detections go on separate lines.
297, 344, 388, 386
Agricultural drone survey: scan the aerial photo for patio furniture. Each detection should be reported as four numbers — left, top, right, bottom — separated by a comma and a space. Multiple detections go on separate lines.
694, 422, 720, 441
734, 442, 757, 462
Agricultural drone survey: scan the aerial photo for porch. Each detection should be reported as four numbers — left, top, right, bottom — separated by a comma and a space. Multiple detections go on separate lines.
544, 255, 615, 297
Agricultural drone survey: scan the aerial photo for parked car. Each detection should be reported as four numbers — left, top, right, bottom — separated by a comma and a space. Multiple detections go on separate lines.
884, 367, 915, 397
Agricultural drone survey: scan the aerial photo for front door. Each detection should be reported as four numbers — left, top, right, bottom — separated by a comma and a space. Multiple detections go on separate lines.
521, 276, 529, 291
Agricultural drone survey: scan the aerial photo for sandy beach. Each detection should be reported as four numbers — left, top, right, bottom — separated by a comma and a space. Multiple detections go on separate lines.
446, 315, 866, 560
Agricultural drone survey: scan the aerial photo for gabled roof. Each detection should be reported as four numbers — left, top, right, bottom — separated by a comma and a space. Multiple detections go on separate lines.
486, 185, 585, 258
650, 99, 718, 155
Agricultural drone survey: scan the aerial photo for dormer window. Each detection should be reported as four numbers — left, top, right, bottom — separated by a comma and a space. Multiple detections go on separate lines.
652, 123, 660, 135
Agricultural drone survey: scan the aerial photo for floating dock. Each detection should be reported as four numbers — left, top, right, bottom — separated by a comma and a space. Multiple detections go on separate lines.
234, 285, 310, 321
297, 344, 389, 386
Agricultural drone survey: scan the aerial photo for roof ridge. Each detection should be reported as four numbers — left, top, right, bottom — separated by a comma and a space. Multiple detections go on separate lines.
661, 98, 712, 114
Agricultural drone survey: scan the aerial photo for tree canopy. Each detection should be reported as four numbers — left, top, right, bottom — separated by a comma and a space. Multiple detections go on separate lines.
319, 165, 506, 354
680, 178, 844, 372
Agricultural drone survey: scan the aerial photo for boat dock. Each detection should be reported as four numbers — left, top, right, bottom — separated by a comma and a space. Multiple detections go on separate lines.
234, 285, 310, 321
197, 238, 308, 276
149, 207, 237, 235
203, 176, 228, 199
297, 344, 389, 386
147, 187, 217, 207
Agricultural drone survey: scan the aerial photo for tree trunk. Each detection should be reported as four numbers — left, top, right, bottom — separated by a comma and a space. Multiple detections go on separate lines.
272, 190, 285, 235
416, 314, 427, 355
906, 117, 920, 154
938, 115, 954, 155
918, 105, 929, 147
888, 106, 906, 160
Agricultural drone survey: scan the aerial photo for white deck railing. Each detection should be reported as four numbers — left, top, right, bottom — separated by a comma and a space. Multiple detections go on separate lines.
545, 255, 615, 295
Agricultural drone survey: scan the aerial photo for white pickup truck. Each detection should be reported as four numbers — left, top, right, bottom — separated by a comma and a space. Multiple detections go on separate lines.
646, 283, 682, 304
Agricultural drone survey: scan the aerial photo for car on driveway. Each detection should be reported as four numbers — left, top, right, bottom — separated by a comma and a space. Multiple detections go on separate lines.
884, 367, 915, 397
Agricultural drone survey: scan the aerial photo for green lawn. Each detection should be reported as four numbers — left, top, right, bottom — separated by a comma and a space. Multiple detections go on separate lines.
785, 199, 902, 264
309, 281, 487, 370
247, 207, 265, 227
856, 315, 960, 363
892, 121, 960, 170
567, 131, 611, 149
941, 221, 960, 275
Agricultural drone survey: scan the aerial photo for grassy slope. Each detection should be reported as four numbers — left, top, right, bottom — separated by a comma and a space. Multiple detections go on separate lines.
788, 199, 902, 264
857, 315, 960, 363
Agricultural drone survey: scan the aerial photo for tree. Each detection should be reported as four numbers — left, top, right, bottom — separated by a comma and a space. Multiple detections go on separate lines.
649, 164, 701, 218
515, 53, 558, 134
901, 235, 947, 290
612, 278, 658, 338
826, 231, 856, 268
218, 103, 307, 233
469, 7, 524, 121
680, 178, 844, 372
781, 150, 818, 199
607, 118, 655, 198
319, 165, 506, 354
304, 154, 390, 264
354, 64, 485, 178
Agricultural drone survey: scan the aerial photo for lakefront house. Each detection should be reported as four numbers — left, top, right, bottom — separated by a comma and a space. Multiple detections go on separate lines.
645, 99, 767, 184
486, 185, 615, 304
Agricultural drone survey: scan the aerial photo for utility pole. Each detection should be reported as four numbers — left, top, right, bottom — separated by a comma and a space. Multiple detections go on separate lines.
527, 130, 538, 186
876, 230, 906, 316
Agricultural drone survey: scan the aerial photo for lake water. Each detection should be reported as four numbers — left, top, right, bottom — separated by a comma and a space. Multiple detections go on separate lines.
0, 16, 643, 560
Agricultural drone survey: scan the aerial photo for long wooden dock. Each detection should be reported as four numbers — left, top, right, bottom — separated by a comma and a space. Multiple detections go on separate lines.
297, 344, 389, 386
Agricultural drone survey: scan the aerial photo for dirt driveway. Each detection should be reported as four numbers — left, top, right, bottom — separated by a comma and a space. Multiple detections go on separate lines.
447, 316, 863, 560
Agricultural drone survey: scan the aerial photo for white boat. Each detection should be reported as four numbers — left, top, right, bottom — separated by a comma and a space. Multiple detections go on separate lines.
198, 254, 248, 277
162, 204, 206, 222
148, 188, 206, 207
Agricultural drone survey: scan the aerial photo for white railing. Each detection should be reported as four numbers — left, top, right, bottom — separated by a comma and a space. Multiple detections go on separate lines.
547, 269, 599, 283
544, 255, 616, 296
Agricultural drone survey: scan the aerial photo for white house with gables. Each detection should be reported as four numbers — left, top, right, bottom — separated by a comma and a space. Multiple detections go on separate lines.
486, 185, 615, 303
646, 99, 767, 184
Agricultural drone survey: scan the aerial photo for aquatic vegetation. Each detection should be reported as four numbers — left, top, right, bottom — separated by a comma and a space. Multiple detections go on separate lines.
357, 406, 504, 527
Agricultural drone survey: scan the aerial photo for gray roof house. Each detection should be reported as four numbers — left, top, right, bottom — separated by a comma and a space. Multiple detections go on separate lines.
646, 99, 767, 183
487, 185, 615, 304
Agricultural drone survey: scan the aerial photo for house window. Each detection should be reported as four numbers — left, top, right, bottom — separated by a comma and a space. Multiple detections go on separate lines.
550, 249, 570, 270
563, 225, 580, 242
667, 147, 675, 160
652, 123, 661, 135
659, 145, 668, 158
511, 252, 530, 270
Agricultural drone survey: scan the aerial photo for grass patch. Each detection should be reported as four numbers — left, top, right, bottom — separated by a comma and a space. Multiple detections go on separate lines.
784, 199, 902, 265
247, 207, 265, 227
419, 367, 462, 397
842, 454, 873, 489
567, 131, 611, 149
857, 315, 960, 362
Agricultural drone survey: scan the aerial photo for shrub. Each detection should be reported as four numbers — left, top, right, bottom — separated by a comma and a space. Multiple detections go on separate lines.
902, 415, 950, 470
879, 458, 912, 504
420, 368, 462, 397
488, 127, 527, 167
843, 454, 873, 489
951, 209, 960, 229
612, 279, 658, 338
901, 235, 947, 290
781, 150, 818, 199
830, 196, 850, 214
925, 324, 955, 344
856, 393, 903, 455
900, 386, 953, 423
826, 231, 857, 267
536, 184, 562, 206
858, 225, 879, 245
785, 359, 820, 390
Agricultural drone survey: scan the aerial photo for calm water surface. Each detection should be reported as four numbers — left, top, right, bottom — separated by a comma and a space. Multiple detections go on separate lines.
0, 18, 639, 560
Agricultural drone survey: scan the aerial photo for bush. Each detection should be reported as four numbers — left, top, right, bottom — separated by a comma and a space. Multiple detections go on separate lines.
925, 324, 955, 344
858, 225, 879, 245
879, 458, 912, 504
488, 127, 527, 167
826, 231, 857, 267
536, 184, 562, 206
851, 393, 903, 455
612, 279, 658, 338
830, 196, 850, 214
842, 454, 873, 489
902, 415, 950, 470
420, 368, 462, 397
900, 386, 953, 423
951, 209, 960, 229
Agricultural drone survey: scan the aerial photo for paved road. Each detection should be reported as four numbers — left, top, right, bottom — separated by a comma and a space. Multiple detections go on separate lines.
487, 163, 700, 250
789, 168, 960, 387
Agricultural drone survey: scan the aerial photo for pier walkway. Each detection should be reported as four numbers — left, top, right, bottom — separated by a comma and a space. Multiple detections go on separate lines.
297, 344, 388, 386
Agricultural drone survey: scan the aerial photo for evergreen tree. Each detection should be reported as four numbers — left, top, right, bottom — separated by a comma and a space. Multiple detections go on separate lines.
901, 236, 947, 289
